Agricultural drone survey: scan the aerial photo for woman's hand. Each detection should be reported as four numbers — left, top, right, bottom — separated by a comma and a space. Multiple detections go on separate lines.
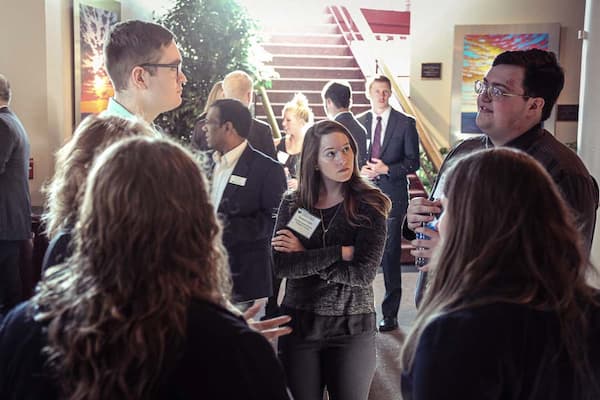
272, 229, 305, 252
243, 301, 292, 341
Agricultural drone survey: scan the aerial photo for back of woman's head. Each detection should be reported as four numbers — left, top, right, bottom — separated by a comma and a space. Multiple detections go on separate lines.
36, 136, 230, 399
402, 147, 600, 397
77, 135, 230, 303
43, 114, 158, 238
432, 147, 587, 307
282, 92, 314, 124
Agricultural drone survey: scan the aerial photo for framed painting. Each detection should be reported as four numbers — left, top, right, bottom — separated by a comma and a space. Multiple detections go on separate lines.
73, 0, 121, 125
450, 23, 560, 142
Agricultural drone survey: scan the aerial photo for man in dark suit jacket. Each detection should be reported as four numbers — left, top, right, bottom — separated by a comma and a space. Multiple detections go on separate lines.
204, 98, 286, 305
322, 80, 369, 166
223, 70, 277, 159
0, 74, 31, 316
358, 75, 420, 332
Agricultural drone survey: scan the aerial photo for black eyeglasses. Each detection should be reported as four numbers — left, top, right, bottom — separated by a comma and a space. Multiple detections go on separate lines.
474, 80, 529, 100
139, 62, 184, 80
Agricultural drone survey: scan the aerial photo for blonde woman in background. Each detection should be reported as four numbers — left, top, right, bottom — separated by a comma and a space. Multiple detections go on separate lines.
275, 92, 314, 191
192, 80, 224, 150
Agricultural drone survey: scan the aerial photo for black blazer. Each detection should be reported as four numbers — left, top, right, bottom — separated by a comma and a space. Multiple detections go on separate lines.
0, 107, 31, 241
217, 144, 286, 302
335, 111, 368, 167
358, 108, 420, 217
249, 118, 277, 159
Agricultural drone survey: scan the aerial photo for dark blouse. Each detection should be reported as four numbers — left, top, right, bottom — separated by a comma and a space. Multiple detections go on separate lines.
276, 136, 300, 178
272, 193, 387, 338
401, 301, 600, 400
0, 299, 291, 400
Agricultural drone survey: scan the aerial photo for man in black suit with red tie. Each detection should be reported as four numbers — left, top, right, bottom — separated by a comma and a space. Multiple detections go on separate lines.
358, 75, 420, 332
204, 98, 286, 308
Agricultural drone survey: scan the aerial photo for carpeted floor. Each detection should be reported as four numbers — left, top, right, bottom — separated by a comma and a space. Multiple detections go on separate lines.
368, 267, 418, 400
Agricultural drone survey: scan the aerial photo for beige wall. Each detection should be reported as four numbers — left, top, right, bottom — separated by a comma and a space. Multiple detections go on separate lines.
0, 0, 152, 208
410, 0, 586, 147
0, 0, 72, 208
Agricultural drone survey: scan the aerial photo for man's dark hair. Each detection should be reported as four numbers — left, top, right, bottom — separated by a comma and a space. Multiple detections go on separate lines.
210, 99, 252, 139
493, 49, 564, 122
0, 74, 11, 102
322, 80, 352, 109
104, 20, 175, 91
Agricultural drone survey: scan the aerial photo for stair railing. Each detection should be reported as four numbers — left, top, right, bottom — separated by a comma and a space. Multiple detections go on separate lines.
255, 86, 281, 139
379, 60, 443, 173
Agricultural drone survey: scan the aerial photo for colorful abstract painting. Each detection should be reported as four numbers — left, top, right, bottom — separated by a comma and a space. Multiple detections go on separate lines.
461, 33, 549, 133
74, 0, 120, 123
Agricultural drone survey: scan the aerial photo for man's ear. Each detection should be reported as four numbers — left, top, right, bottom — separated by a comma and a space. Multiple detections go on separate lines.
529, 97, 545, 113
131, 66, 148, 89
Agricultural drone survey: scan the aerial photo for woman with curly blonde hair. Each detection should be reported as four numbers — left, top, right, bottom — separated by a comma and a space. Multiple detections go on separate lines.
276, 92, 314, 189
0, 136, 291, 399
41, 114, 158, 270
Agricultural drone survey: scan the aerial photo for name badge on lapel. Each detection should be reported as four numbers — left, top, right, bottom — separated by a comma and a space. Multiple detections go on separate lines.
229, 175, 247, 186
287, 208, 320, 239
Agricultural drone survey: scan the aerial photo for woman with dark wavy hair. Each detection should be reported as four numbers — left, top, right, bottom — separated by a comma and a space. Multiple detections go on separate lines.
42, 114, 158, 270
0, 136, 290, 399
401, 148, 600, 400
271, 120, 391, 400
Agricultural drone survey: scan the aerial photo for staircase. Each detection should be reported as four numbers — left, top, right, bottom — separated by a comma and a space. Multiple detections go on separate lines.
255, 7, 370, 125
255, 6, 427, 265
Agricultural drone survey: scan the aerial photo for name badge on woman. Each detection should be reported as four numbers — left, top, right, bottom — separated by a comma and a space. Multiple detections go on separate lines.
287, 208, 320, 239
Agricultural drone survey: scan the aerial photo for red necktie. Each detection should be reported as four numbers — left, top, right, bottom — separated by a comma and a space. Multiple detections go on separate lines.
371, 116, 382, 159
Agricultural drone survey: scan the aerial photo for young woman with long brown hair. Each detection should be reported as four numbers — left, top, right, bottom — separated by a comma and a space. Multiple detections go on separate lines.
0, 136, 290, 399
401, 148, 600, 400
41, 114, 158, 270
272, 120, 391, 400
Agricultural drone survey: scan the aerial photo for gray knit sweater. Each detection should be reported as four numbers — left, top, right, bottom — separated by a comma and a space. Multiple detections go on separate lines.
272, 194, 387, 316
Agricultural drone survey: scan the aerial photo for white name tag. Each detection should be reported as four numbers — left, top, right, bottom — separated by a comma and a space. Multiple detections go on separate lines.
229, 175, 247, 186
277, 151, 290, 164
287, 208, 320, 239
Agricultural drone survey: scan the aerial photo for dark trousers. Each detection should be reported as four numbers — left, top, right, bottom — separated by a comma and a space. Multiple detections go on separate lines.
278, 330, 376, 400
0, 241, 23, 316
381, 216, 403, 318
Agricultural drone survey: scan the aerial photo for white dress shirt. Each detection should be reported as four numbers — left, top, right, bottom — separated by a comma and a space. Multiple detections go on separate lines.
211, 140, 248, 208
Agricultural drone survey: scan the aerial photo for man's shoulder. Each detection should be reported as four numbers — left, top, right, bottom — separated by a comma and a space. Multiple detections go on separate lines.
246, 144, 282, 169
449, 135, 488, 157
356, 110, 370, 122
530, 129, 590, 174
390, 107, 416, 123
251, 118, 271, 132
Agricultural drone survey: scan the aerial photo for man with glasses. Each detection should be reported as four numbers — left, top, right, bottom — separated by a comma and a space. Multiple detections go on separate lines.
357, 74, 420, 332
102, 20, 187, 124
406, 49, 599, 306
